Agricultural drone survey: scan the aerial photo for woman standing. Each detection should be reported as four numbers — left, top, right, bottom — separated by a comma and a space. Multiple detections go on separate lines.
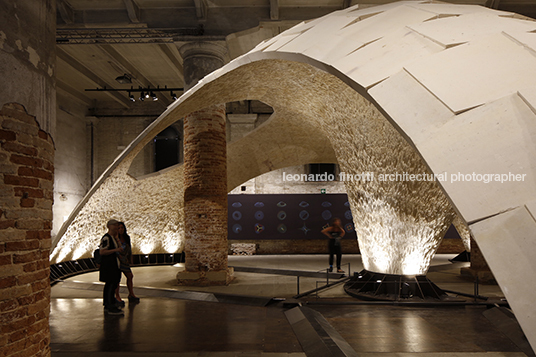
321, 217, 345, 273
115, 222, 140, 304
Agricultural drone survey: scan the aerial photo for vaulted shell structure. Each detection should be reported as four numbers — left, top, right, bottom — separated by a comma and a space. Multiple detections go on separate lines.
52, 1, 536, 348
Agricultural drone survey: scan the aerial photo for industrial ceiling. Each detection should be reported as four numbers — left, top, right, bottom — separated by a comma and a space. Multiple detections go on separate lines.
56, 0, 536, 113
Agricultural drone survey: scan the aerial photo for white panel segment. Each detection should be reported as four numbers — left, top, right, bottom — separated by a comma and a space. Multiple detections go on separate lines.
323, 5, 437, 61
518, 86, 536, 114
408, 12, 536, 48
503, 30, 536, 54
369, 69, 455, 144
470, 205, 536, 352
277, 11, 364, 57
417, 94, 536, 223
405, 33, 536, 113
333, 27, 444, 88
409, 2, 516, 16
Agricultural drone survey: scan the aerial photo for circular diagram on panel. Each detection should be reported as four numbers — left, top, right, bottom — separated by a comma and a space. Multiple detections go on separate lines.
232, 211, 242, 221
277, 201, 287, 207
322, 210, 332, 221
345, 223, 354, 232
345, 210, 352, 220
254, 223, 265, 234
299, 223, 311, 235
255, 211, 264, 220
344, 201, 350, 207
232, 202, 242, 208
232, 224, 242, 234
299, 210, 310, 220
299, 201, 309, 208
277, 211, 287, 220
254, 202, 264, 208
322, 201, 332, 208
277, 224, 287, 233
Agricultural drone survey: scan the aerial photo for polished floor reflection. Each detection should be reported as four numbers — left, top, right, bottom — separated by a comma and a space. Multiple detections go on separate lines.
50, 254, 531, 357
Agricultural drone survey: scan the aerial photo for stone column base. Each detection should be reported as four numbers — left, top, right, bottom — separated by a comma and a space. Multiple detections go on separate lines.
176, 267, 234, 286
460, 267, 497, 284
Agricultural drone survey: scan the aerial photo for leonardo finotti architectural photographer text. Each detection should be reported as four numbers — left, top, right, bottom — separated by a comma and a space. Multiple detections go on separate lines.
282, 171, 527, 184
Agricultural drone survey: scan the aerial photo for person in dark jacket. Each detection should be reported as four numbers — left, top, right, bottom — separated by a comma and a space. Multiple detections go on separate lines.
99, 219, 124, 315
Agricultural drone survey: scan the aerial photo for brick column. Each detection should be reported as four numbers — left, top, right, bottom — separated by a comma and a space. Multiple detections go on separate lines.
1, 103, 54, 356
1, 0, 55, 355
176, 42, 233, 285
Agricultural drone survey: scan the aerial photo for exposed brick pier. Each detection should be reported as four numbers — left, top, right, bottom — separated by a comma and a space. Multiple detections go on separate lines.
0, 103, 54, 356
177, 42, 233, 285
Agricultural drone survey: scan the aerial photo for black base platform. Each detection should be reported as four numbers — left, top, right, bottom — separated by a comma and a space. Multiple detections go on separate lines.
344, 270, 449, 301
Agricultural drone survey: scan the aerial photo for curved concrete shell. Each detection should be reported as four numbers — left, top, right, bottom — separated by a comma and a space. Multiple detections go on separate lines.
52, 1, 536, 347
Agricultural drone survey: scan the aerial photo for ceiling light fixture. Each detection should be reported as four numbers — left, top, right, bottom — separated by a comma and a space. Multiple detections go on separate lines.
115, 74, 132, 84
85, 85, 184, 103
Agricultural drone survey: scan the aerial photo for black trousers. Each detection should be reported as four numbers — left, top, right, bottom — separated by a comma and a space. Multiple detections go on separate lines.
328, 239, 342, 269
103, 273, 120, 309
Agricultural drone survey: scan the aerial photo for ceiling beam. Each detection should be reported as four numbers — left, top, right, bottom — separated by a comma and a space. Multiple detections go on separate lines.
56, 80, 94, 106
270, 0, 280, 20
89, 106, 163, 118
96, 44, 171, 106
158, 44, 184, 78
194, 0, 208, 21
57, 0, 75, 24
488, 0, 501, 9
55, 6, 340, 34
123, 0, 141, 23
57, 48, 129, 108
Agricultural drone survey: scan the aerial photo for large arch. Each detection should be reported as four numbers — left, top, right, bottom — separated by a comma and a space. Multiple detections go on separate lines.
52, 1, 536, 348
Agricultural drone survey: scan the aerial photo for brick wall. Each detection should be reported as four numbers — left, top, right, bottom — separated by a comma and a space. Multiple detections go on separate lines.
92, 116, 154, 180
1, 103, 53, 357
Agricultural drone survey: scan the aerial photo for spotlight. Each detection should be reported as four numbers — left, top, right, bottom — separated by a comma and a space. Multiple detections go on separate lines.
139, 91, 145, 101
129, 92, 135, 102
151, 92, 158, 101
171, 91, 177, 101
145, 92, 150, 99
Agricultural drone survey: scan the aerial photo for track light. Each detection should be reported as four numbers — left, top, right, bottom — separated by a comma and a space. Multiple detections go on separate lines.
85, 85, 184, 103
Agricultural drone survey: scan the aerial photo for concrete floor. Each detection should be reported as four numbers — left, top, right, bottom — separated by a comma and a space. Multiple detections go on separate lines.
50, 254, 530, 357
